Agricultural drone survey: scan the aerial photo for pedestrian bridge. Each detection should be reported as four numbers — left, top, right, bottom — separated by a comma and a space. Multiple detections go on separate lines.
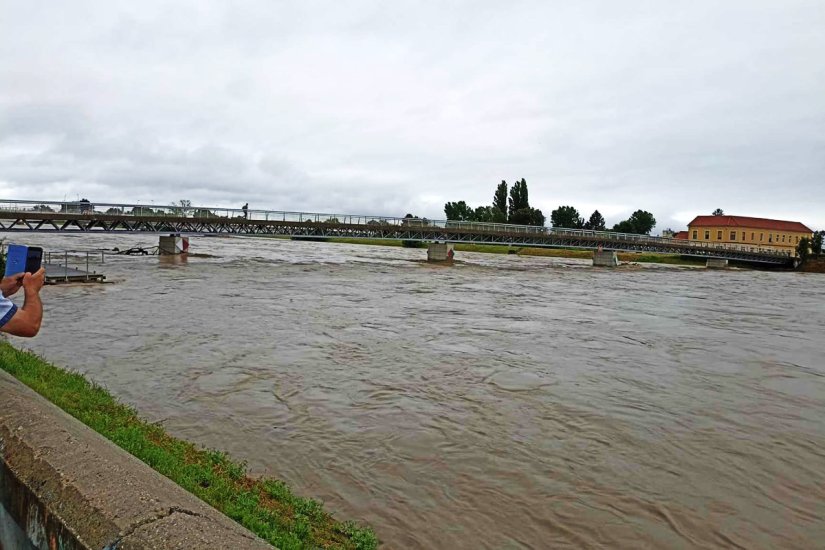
0, 200, 794, 265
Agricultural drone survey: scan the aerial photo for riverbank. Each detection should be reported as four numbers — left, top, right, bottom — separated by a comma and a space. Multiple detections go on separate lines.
326, 237, 706, 266
0, 341, 377, 550
799, 256, 825, 273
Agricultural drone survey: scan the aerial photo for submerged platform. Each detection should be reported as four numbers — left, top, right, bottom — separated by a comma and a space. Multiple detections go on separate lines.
44, 263, 106, 284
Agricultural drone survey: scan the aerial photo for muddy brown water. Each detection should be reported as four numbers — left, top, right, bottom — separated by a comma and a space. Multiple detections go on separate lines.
8, 233, 825, 549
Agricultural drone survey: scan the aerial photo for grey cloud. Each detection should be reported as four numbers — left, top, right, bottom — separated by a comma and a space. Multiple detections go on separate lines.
0, 0, 823, 229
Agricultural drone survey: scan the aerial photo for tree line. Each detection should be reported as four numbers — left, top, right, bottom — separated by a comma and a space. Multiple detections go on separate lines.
444, 179, 545, 226
798, 231, 825, 260
444, 180, 656, 234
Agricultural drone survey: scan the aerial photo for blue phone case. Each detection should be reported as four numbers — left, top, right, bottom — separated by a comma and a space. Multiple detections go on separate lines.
4, 244, 28, 277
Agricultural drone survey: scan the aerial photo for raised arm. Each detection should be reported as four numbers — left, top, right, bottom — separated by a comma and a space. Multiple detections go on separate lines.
0, 267, 45, 337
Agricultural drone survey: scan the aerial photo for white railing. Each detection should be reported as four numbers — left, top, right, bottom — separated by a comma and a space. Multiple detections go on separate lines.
0, 199, 792, 257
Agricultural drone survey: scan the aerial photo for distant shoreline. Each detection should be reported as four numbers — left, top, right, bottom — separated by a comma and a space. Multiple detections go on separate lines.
318, 237, 711, 267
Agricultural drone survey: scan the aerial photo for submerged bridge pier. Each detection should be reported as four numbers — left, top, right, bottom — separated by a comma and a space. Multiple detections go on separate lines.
593, 250, 619, 267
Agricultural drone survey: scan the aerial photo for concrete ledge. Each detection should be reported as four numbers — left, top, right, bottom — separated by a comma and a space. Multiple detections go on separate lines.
0, 370, 273, 550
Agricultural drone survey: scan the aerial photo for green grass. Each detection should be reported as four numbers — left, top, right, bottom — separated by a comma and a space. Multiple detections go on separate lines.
323, 237, 704, 265
453, 243, 514, 254
516, 248, 593, 259
327, 237, 404, 247
617, 252, 706, 266
0, 342, 377, 550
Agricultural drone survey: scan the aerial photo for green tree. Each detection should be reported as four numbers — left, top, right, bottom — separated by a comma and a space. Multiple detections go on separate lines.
508, 178, 530, 219
797, 236, 811, 261
612, 210, 656, 234
712, 208, 725, 216
33, 204, 55, 212
550, 206, 584, 228
473, 205, 498, 222
510, 207, 545, 226
493, 181, 508, 222
402, 213, 428, 226
612, 220, 633, 233
628, 210, 656, 234
444, 201, 476, 221
812, 231, 823, 255
584, 210, 606, 230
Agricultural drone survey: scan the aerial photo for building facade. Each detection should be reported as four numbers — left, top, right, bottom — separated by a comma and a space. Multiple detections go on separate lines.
687, 215, 813, 254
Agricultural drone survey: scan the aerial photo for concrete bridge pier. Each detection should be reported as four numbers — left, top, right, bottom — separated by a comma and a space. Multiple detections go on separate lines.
593, 250, 618, 267
706, 258, 729, 269
159, 234, 189, 255
427, 242, 455, 263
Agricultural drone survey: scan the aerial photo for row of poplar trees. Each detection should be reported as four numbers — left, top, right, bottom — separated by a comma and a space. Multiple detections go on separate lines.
444, 179, 545, 226
444, 179, 657, 234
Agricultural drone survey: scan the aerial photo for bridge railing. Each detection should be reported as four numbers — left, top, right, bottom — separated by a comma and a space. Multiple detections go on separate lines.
0, 199, 792, 257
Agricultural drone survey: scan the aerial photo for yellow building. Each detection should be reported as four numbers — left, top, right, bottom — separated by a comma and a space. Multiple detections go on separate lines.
687, 215, 813, 254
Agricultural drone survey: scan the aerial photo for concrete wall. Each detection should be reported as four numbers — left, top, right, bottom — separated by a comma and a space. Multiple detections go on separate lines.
0, 370, 272, 550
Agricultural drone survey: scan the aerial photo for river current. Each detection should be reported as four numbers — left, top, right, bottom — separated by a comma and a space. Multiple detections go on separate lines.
7, 233, 825, 549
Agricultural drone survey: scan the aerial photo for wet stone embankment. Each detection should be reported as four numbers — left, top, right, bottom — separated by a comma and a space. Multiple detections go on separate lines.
0, 369, 272, 550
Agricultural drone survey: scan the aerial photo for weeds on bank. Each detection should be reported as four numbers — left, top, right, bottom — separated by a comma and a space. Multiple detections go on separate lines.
0, 342, 377, 550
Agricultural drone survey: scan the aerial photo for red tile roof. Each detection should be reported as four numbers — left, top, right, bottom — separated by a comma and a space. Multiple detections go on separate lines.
688, 215, 812, 233
674, 231, 689, 240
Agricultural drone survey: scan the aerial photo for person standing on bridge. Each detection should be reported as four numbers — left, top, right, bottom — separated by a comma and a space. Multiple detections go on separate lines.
242, 203, 249, 219
0, 267, 45, 337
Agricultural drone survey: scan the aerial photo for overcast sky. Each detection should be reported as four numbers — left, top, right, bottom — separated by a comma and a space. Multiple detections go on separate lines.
1, 1, 823, 231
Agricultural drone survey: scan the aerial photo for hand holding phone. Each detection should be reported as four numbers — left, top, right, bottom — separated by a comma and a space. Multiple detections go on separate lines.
22, 267, 46, 295
4, 245, 43, 278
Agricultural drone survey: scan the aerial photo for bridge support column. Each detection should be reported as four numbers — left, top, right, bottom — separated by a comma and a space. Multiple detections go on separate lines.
427, 242, 454, 263
706, 258, 729, 269
593, 250, 618, 267
159, 234, 189, 255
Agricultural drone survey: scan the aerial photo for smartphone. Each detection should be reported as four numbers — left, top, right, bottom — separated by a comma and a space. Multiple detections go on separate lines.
4, 245, 43, 277
26, 246, 43, 273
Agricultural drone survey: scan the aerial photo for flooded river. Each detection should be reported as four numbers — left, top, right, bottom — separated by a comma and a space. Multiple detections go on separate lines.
8, 233, 825, 549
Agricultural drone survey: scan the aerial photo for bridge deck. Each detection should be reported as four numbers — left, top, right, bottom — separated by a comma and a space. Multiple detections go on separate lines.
0, 200, 795, 266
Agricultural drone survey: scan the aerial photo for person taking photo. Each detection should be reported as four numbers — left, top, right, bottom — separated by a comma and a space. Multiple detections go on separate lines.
0, 267, 45, 337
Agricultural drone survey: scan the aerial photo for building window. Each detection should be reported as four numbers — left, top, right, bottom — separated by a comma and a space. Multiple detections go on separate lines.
717, 230, 723, 240
704, 230, 709, 240
693, 230, 698, 239
782, 235, 786, 242
795, 236, 799, 243
751, 232, 755, 241
760, 233, 764, 241
730, 231, 736, 241
769, 235, 772, 242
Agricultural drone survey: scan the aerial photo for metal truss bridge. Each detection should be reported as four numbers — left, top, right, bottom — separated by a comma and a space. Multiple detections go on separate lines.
0, 200, 794, 265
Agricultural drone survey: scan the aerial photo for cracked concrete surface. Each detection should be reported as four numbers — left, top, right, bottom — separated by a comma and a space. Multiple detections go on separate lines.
0, 370, 273, 549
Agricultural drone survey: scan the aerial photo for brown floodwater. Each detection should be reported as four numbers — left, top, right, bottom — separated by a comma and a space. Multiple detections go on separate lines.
8, 233, 825, 549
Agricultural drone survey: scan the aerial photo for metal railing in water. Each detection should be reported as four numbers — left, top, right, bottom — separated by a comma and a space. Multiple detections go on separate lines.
0, 199, 793, 257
